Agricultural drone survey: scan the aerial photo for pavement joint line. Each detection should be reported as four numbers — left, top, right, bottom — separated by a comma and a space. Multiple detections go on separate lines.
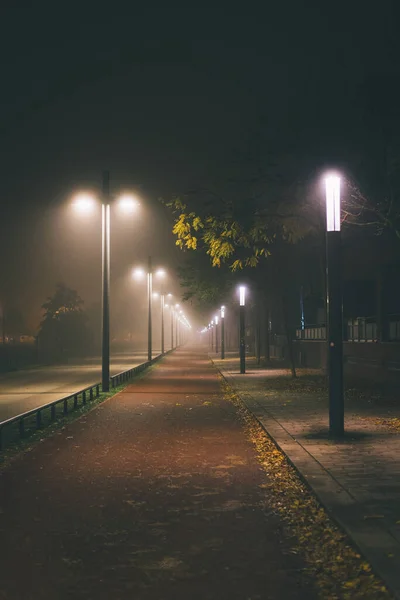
211, 358, 400, 599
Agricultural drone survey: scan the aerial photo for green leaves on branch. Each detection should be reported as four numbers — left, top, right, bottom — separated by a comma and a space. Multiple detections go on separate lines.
168, 197, 275, 270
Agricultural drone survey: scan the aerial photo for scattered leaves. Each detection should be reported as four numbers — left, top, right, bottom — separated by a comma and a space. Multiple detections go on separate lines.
221, 377, 392, 599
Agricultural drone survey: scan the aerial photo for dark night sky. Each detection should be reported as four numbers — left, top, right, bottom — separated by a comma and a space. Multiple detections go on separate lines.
0, 2, 399, 330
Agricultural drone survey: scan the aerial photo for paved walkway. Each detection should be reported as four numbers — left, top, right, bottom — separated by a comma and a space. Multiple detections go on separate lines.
213, 354, 400, 599
0, 348, 316, 600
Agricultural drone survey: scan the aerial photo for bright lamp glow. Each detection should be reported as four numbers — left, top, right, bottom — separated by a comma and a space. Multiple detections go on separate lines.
72, 193, 97, 214
133, 267, 145, 279
153, 292, 159, 298
239, 286, 246, 306
221, 305, 225, 318
325, 174, 341, 232
215, 316, 219, 325
155, 268, 166, 277
117, 194, 140, 214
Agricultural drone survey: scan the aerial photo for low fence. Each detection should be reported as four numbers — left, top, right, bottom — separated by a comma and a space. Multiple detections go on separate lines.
294, 339, 400, 382
295, 314, 400, 343
0, 351, 171, 452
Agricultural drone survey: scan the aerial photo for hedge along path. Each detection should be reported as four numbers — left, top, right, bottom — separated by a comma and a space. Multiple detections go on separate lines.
220, 376, 392, 600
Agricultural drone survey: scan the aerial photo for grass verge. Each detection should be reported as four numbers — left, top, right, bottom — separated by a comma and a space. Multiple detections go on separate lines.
221, 376, 392, 600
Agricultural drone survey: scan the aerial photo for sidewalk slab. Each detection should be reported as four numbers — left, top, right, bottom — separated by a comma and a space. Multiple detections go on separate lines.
215, 356, 400, 599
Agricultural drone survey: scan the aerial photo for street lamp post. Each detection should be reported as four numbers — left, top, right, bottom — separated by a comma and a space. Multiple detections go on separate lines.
101, 171, 111, 391
215, 315, 219, 354
147, 256, 153, 362
221, 305, 225, 359
211, 320, 214, 351
239, 286, 246, 374
157, 292, 171, 354
175, 304, 179, 346
73, 174, 139, 391
171, 306, 174, 349
133, 260, 165, 363
325, 174, 344, 437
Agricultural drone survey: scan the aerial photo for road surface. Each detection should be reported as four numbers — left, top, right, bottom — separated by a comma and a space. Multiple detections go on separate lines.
0, 351, 161, 422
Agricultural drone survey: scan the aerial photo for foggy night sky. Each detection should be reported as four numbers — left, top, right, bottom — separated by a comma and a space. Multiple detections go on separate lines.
0, 2, 398, 332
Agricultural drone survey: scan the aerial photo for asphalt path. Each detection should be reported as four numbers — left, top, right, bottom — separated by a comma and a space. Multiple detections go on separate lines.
0, 351, 161, 422
0, 347, 315, 599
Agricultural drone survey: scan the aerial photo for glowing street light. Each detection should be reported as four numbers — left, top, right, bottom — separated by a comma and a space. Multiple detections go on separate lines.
239, 286, 246, 374
214, 315, 219, 354
325, 174, 341, 232
72, 193, 97, 214
221, 305, 225, 359
71, 172, 140, 392
154, 291, 172, 354
166, 300, 176, 350
175, 304, 180, 346
132, 257, 166, 362
117, 194, 140, 214
325, 173, 344, 436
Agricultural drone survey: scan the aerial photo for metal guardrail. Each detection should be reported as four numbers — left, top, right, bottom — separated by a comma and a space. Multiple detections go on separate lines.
0, 350, 171, 452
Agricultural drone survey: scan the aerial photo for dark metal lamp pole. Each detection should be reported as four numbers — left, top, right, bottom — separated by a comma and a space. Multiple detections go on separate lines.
102, 171, 111, 392
239, 286, 246, 374
325, 175, 344, 437
147, 256, 152, 363
221, 306, 225, 359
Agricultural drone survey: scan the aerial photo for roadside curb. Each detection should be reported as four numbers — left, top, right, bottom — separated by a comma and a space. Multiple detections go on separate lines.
212, 360, 400, 599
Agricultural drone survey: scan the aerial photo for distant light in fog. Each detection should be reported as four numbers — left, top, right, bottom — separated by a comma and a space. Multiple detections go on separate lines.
153, 292, 159, 298
155, 268, 166, 277
72, 193, 97, 214
133, 268, 146, 279
117, 194, 140, 214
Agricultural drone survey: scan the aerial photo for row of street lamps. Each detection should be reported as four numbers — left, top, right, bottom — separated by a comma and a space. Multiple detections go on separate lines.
72, 171, 191, 392
203, 286, 246, 373
133, 264, 190, 360
205, 174, 344, 437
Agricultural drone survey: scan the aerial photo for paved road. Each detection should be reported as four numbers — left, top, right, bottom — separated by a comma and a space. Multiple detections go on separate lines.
0, 347, 316, 600
0, 351, 161, 422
